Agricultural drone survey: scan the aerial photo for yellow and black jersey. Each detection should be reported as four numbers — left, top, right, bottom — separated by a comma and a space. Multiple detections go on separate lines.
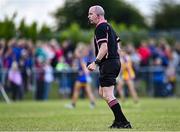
120, 54, 135, 81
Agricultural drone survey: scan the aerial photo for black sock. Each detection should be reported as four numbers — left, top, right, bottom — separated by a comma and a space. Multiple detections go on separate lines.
108, 99, 128, 123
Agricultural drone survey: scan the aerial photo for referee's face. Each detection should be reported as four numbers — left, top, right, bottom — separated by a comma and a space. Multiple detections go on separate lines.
88, 7, 99, 25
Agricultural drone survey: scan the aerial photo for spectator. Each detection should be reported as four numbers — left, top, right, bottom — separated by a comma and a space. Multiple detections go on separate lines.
44, 60, 54, 100
56, 56, 71, 98
50, 40, 64, 69
137, 41, 151, 66
152, 58, 166, 97
61, 40, 75, 66
8, 61, 23, 101
35, 56, 45, 100
165, 47, 178, 96
137, 41, 152, 95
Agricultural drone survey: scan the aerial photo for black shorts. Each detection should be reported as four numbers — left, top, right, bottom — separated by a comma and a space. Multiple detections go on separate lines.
99, 59, 120, 87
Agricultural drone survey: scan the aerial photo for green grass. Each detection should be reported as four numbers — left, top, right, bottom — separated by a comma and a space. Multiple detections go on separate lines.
0, 98, 180, 131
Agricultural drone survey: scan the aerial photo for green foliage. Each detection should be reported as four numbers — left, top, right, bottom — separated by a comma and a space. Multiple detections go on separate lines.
0, 16, 16, 40
18, 19, 28, 38
110, 21, 148, 47
53, 0, 147, 30
18, 20, 38, 42
157, 32, 176, 46
38, 24, 53, 40
153, 1, 180, 29
59, 23, 93, 44
57, 21, 148, 46
28, 22, 38, 42
110, 21, 128, 33
0, 16, 52, 42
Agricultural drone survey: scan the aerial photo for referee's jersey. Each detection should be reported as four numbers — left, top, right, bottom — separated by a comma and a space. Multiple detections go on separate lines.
94, 22, 120, 62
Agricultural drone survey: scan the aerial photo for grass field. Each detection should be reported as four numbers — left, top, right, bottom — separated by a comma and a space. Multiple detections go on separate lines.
0, 98, 180, 131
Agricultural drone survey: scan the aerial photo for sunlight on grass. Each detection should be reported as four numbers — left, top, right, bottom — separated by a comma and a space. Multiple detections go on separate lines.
0, 98, 180, 131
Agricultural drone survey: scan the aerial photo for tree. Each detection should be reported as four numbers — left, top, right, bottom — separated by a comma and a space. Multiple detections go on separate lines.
18, 19, 38, 42
53, 0, 147, 30
153, 0, 180, 29
28, 22, 38, 42
38, 24, 53, 40
59, 23, 93, 44
0, 15, 16, 40
18, 19, 29, 38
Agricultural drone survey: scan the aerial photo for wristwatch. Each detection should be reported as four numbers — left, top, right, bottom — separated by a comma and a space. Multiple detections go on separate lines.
94, 58, 101, 66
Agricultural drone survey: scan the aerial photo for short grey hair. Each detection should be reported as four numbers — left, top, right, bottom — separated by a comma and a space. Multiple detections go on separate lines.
92, 5, 105, 16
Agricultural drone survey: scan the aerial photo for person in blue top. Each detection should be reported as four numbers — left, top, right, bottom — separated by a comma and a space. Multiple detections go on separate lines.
153, 57, 166, 97
65, 43, 95, 109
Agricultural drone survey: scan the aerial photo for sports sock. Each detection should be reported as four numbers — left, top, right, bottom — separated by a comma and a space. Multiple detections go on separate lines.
108, 99, 128, 123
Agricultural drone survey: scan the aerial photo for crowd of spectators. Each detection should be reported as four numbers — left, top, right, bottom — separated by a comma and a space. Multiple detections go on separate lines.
0, 38, 180, 101
126, 39, 180, 97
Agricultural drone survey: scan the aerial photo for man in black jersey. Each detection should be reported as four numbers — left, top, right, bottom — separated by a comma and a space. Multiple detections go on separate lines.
87, 5, 132, 129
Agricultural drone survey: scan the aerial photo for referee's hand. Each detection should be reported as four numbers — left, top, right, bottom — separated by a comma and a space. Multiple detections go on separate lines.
87, 62, 96, 71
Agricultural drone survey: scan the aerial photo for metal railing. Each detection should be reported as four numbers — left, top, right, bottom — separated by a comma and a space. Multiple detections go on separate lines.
0, 66, 180, 101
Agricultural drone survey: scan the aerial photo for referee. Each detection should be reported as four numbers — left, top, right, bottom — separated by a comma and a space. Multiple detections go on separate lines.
87, 5, 132, 129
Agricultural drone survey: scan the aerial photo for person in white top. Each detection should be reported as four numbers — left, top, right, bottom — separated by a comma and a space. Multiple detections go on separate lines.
44, 60, 54, 100
8, 61, 23, 101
